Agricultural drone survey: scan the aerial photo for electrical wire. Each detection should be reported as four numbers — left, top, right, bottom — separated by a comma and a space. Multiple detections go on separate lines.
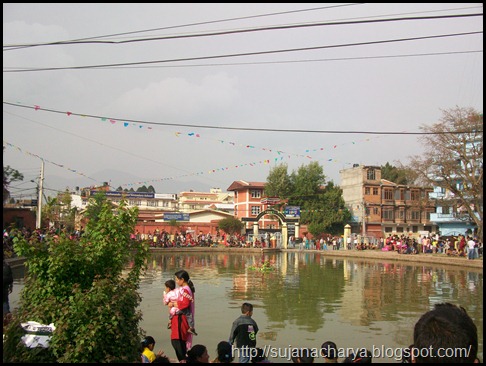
3, 102, 483, 135
4, 30, 481, 73
61, 50, 480, 70
4, 13, 481, 48
3, 4, 365, 50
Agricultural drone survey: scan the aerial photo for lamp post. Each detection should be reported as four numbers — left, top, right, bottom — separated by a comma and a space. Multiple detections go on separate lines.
32, 160, 45, 229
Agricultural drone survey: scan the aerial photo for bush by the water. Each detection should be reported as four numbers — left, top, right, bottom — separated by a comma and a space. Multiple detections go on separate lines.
3, 195, 150, 363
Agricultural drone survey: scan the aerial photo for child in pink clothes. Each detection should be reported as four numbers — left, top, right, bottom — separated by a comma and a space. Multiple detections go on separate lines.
163, 280, 180, 328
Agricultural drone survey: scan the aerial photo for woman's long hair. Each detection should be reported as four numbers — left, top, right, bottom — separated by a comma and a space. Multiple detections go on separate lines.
175, 269, 195, 294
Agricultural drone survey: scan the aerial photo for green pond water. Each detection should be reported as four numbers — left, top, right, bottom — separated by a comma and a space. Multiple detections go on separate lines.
10, 251, 483, 363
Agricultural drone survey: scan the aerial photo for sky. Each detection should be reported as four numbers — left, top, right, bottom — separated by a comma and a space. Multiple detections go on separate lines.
3, 3, 483, 201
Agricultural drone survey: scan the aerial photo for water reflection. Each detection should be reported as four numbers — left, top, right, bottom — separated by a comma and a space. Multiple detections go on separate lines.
138, 251, 483, 363
12, 252, 483, 363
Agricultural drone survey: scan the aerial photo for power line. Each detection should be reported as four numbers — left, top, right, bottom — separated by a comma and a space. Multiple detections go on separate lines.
3, 13, 481, 48
3, 31, 482, 73
65, 50, 481, 70
3, 102, 482, 135
3, 4, 364, 49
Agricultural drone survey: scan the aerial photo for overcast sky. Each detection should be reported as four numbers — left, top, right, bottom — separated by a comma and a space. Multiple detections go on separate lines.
3, 3, 483, 200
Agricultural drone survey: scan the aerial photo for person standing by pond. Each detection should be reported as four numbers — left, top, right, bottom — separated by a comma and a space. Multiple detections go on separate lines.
3, 254, 14, 320
229, 302, 259, 364
169, 270, 196, 352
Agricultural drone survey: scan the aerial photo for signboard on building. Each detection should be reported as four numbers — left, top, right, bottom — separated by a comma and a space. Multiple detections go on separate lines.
154, 193, 177, 200
163, 213, 190, 221
261, 197, 281, 205
284, 206, 300, 217
287, 223, 295, 237
90, 190, 155, 199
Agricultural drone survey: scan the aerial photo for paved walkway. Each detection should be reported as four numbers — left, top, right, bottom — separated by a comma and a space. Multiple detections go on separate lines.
7, 247, 482, 270
151, 246, 483, 269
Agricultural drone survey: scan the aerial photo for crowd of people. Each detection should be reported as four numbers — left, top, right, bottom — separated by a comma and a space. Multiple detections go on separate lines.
4, 224, 482, 260
380, 234, 482, 259
138, 268, 480, 364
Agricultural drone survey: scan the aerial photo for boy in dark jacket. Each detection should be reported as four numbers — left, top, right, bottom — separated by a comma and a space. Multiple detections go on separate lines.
229, 302, 259, 363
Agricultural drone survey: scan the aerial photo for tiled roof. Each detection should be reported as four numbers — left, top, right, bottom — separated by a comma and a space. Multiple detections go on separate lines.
227, 180, 265, 191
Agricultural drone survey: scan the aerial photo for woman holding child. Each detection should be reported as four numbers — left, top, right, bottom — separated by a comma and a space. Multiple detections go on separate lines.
167, 269, 196, 361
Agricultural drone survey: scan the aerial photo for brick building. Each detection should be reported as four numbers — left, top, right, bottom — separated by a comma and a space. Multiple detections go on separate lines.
340, 164, 437, 239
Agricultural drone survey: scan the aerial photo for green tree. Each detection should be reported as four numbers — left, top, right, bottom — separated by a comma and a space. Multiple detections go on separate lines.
381, 162, 412, 185
137, 185, 148, 192
218, 217, 244, 236
264, 163, 293, 199
264, 161, 350, 237
42, 196, 59, 228
408, 107, 483, 241
147, 185, 156, 193
3, 196, 149, 363
57, 190, 76, 232
289, 161, 326, 224
3, 146, 24, 203
41, 191, 77, 232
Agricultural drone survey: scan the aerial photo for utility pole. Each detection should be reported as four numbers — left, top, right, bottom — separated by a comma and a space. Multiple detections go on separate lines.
361, 199, 366, 238
36, 160, 44, 229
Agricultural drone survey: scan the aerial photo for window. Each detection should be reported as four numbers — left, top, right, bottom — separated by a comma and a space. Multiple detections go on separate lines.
396, 227, 404, 233
398, 210, 405, 220
383, 189, 393, 200
373, 187, 378, 195
412, 225, 418, 233
251, 190, 262, 198
373, 207, 379, 215
367, 169, 376, 180
147, 201, 159, 207
251, 206, 261, 215
365, 187, 370, 195
129, 200, 142, 206
411, 211, 420, 220
411, 190, 420, 201
384, 227, 393, 233
442, 206, 450, 214
383, 209, 394, 220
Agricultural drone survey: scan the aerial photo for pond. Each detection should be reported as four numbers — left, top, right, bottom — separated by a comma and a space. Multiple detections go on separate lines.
10, 251, 483, 363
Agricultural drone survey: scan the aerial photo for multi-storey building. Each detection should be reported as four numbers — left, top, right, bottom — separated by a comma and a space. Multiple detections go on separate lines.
226, 180, 279, 231
178, 188, 234, 213
429, 184, 478, 237
428, 135, 481, 237
70, 185, 234, 236
340, 164, 437, 239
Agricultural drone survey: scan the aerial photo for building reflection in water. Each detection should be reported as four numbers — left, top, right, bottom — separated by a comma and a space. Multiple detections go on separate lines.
76, 251, 486, 362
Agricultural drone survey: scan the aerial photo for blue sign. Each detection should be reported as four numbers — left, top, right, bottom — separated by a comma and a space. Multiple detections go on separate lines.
284, 206, 300, 217
164, 213, 190, 221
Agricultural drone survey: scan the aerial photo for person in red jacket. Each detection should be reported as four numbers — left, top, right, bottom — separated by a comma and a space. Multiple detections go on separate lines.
168, 269, 196, 359
170, 312, 189, 362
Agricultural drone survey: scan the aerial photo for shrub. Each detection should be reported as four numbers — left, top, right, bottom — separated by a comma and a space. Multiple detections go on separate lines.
3, 197, 149, 363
